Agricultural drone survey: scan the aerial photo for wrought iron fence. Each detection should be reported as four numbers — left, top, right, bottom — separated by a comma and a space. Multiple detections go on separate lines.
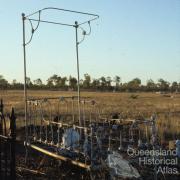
0, 99, 16, 180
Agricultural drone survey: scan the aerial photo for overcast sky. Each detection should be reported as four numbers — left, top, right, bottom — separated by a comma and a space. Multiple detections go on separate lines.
0, 0, 180, 84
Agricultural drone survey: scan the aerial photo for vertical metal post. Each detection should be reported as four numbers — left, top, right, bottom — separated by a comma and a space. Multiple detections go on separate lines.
0, 99, 4, 114
10, 108, 16, 180
75, 21, 81, 127
4, 139, 7, 179
119, 131, 122, 150
153, 120, 157, 180
90, 126, 93, 167
0, 99, 8, 180
72, 97, 75, 123
22, 13, 28, 162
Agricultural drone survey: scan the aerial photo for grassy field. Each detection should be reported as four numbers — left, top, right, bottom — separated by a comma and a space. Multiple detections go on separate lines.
0, 90, 180, 140
1, 90, 180, 114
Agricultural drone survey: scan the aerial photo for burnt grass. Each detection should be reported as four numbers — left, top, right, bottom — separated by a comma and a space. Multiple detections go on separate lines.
16, 141, 91, 180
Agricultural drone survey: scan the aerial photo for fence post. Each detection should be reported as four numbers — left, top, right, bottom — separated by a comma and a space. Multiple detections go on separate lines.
0, 99, 4, 114
0, 100, 8, 180
10, 108, 16, 179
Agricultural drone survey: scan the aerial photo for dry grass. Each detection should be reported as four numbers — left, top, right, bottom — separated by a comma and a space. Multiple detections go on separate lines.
1, 90, 180, 112
0, 90, 180, 140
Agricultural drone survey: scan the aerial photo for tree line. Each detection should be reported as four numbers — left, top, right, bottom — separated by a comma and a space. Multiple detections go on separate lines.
0, 74, 180, 92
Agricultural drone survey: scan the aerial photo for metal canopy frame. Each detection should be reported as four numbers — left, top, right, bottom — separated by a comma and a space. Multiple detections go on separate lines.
25, 7, 99, 26
22, 7, 99, 157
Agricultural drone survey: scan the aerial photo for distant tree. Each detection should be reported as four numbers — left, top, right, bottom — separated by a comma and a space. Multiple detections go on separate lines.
26, 77, 32, 88
56, 76, 62, 87
33, 78, 43, 86
79, 79, 84, 87
46, 75, 67, 89
0, 72, 177, 92
100, 76, 106, 90
0, 75, 8, 89
106, 76, 112, 87
11, 79, 24, 89
61, 77, 67, 88
171, 81, 178, 92
69, 76, 77, 90
121, 82, 128, 92
114, 76, 121, 90
83, 74, 91, 89
46, 74, 60, 89
49, 74, 58, 85
133, 78, 141, 85
91, 79, 100, 89
146, 79, 157, 92
46, 78, 54, 88
158, 79, 170, 91
127, 78, 141, 92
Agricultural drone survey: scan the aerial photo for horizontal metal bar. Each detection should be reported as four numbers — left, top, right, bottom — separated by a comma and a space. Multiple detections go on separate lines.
25, 7, 99, 19
42, 119, 89, 130
35, 139, 85, 155
34, 139, 112, 150
0, 134, 10, 140
27, 96, 90, 101
43, 119, 70, 127
17, 166, 46, 175
40, 118, 135, 129
27, 143, 90, 169
27, 18, 74, 27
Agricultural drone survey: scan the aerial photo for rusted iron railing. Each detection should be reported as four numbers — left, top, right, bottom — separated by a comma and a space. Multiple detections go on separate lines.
0, 99, 16, 180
